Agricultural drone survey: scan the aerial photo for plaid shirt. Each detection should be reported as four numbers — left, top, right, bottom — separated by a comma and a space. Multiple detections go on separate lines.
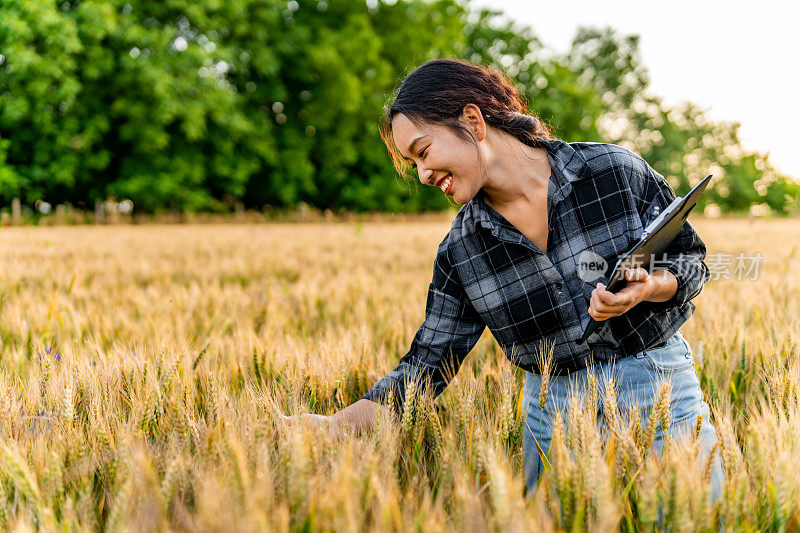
362, 139, 710, 409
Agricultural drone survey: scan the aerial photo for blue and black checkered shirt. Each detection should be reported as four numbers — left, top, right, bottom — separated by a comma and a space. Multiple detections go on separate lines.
363, 139, 710, 409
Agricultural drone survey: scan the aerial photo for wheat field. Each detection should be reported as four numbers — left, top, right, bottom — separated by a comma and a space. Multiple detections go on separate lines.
0, 218, 797, 531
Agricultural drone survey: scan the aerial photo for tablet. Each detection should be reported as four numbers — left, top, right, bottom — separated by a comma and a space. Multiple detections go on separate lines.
578, 174, 712, 344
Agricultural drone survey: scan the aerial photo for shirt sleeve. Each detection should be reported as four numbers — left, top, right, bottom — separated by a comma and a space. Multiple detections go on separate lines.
627, 156, 711, 309
361, 235, 486, 413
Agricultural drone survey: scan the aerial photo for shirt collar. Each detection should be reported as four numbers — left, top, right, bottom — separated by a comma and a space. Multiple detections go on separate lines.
468, 139, 590, 234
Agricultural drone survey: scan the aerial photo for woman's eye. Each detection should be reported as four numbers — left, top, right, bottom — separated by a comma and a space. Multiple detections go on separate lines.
409, 147, 428, 169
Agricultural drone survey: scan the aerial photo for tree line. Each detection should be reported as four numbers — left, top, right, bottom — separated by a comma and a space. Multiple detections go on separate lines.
1, 0, 797, 214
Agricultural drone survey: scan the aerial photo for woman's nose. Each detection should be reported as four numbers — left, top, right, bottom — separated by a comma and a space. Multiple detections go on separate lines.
418, 165, 433, 185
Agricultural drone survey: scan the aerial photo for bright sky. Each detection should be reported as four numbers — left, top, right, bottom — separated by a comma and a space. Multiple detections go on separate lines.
472, 0, 800, 179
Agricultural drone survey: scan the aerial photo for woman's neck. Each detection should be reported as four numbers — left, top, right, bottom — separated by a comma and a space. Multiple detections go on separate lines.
480, 135, 551, 209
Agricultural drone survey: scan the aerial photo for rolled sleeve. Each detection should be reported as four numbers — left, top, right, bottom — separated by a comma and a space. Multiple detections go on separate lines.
361, 237, 485, 413
629, 159, 711, 309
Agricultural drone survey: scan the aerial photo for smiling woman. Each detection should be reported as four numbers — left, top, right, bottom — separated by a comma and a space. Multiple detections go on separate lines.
282, 58, 723, 501
379, 60, 554, 209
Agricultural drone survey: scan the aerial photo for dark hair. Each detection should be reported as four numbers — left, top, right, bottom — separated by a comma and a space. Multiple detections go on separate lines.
379, 58, 554, 181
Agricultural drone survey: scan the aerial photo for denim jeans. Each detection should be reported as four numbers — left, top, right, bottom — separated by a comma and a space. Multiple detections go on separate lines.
521, 330, 724, 502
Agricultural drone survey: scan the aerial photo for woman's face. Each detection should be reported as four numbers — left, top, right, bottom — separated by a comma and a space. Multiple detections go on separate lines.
391, 112, 485, 205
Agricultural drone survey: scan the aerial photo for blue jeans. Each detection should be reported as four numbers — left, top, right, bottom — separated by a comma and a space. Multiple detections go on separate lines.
521, 330, 724, 501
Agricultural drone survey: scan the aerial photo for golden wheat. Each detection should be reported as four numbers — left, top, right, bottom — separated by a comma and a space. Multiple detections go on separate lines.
0, 218, 795, 530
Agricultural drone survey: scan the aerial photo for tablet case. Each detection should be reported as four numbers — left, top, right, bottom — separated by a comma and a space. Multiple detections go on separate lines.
578, 174, 713, 344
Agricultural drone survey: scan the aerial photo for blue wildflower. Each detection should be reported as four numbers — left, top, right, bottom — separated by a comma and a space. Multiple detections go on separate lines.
40, 346, 61, 362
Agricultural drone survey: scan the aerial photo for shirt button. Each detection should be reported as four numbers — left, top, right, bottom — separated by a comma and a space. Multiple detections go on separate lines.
555, 282, 564, 290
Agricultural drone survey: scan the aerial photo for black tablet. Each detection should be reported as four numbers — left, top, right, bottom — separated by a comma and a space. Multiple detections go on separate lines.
578, 174, 712, 344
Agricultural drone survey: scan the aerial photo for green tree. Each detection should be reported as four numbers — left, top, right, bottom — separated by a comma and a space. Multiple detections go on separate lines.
461, 9, 605, 143
0, 0, 83, 203
0, 1, 795, 214
564, 25, 798, 214
0, 0, 262, 211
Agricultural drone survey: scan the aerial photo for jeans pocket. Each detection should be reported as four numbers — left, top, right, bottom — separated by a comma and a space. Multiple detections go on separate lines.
644, 334, 694, 373
664, 331, 685, 347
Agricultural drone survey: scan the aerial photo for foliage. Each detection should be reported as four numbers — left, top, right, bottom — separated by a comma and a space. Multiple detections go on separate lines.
0, 1, 796, 213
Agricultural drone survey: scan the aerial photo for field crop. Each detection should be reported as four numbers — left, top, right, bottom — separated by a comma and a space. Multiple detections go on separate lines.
0, 218, 798, 531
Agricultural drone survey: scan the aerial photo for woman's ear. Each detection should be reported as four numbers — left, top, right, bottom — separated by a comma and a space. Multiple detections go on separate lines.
461, 103, 486, 141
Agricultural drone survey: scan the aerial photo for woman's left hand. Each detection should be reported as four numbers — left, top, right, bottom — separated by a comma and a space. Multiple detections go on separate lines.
588, 267, 654, 321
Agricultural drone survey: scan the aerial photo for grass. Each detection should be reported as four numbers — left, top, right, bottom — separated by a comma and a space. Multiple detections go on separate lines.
0, 218, 797, 531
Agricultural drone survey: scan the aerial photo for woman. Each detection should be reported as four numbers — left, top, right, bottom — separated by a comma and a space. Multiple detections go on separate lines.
284, 58, 723, 497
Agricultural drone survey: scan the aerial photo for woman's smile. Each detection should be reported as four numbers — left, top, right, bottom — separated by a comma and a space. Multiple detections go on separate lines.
435, 173, 453, 194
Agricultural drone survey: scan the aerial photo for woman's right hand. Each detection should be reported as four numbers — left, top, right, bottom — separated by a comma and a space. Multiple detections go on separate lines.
279, 399, 382, 437
279, 413, 331, 431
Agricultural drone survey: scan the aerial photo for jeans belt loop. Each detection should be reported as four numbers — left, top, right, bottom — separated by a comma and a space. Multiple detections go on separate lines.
649, 339, 668, 350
